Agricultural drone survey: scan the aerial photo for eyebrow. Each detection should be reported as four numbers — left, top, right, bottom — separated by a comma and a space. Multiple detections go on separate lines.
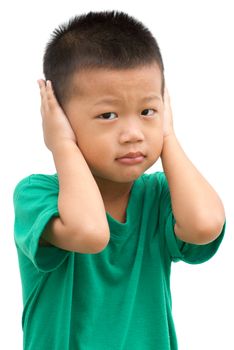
93, 95, 162, 106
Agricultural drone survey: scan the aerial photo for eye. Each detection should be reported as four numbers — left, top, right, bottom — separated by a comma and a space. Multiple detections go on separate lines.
141, 109, 157, 117
97, 112, 117, 120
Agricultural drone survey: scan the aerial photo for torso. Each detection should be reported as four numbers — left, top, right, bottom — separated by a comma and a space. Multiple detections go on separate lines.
107, 209, 126, 223
105, 199, 128, 224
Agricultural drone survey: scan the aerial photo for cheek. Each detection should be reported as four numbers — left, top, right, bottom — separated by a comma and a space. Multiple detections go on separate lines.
76, 131, 113, 164
147, 129, 164, 159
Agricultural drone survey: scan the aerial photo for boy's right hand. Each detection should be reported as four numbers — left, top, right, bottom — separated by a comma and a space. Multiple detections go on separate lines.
37, 79, 77, 152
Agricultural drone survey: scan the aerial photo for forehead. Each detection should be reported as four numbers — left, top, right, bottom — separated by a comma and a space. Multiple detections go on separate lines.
70, 64, 162, 101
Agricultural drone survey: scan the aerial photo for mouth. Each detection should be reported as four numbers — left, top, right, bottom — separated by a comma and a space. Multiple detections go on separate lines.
116, 152, 146, 165
116, 151, 145, 159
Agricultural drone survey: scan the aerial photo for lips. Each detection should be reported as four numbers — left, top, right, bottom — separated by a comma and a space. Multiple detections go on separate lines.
117, 152, 145, 159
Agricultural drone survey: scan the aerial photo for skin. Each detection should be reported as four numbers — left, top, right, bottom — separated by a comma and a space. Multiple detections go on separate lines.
38, 64, 225, 245
64, 64, 171, 210
38, 63, 173, 222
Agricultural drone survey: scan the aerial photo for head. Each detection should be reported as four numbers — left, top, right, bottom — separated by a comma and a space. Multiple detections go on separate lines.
43, 11, 165, 184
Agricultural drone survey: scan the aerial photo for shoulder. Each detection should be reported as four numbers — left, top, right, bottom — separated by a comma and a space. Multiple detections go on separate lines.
140, 171, 171, 207
141, 171, 167, 189
13, 173, 59, 201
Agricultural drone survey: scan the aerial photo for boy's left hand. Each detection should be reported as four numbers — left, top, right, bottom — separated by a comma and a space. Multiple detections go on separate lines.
162, 87, 175, 138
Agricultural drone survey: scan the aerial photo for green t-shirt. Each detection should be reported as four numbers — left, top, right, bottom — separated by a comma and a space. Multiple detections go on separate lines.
13, 171, 226, 350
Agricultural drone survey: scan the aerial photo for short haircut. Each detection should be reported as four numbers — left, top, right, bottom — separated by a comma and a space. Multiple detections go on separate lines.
43, 10, 165, 106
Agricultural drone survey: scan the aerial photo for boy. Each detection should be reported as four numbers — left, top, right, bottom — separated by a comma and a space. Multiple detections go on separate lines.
13, 10, 226, 350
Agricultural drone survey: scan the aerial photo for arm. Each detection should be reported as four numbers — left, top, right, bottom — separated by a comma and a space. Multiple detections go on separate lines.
161, 88, 226, 245
38, 80, 110, 253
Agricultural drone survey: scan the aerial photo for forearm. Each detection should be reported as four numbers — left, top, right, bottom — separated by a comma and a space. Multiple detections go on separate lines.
52, 141, 110, 242
161, 134, 225, 242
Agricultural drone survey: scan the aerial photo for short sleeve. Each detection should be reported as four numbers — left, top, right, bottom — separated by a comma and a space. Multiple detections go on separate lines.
157, 172, 226, 264
13, 174, 70, 272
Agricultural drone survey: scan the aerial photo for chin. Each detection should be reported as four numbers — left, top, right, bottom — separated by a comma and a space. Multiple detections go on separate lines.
97, 170, 142, 184
113, 167, 147, 183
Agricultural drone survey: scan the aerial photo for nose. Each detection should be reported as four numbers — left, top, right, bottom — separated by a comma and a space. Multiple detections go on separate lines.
119, 119, 145, 144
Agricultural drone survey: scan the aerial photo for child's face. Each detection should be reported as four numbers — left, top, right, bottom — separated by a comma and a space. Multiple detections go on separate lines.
64, 63, 164, 184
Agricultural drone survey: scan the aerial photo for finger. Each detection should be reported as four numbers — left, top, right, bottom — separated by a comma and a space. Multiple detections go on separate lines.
46, 80, 58, 109
37, 79, 47, 99
37, 79, 45, 88
37, 79, 49, 115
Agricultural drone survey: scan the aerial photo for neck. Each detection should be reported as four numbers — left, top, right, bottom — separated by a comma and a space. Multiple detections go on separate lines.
94, 176, 134, 205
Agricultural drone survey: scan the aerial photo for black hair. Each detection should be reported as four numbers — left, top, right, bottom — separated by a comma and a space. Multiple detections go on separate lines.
43, 10, 165, 106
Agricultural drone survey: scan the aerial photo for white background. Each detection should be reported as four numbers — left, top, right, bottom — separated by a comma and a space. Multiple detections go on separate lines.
1, 0, 233, 349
